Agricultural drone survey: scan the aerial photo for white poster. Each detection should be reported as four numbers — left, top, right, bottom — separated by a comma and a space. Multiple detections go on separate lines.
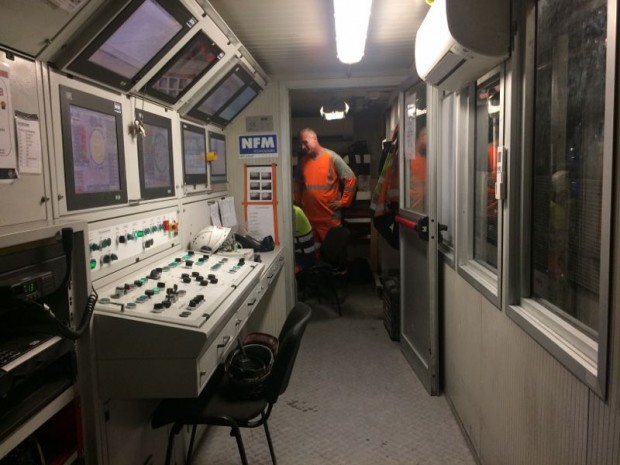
16, 113, 42, 174
218, 196, 238, 227
247, 204, 275, 240
0, 62, 17, 182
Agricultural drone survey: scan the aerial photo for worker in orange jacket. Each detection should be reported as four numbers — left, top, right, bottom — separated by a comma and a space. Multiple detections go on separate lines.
293, 128, 357, 242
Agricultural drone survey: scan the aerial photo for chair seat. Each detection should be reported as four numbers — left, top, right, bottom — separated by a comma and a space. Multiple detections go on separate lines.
152, 365, 268, 429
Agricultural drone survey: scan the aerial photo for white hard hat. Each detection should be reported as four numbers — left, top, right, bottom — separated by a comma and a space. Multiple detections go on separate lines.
191, 226, 234, 253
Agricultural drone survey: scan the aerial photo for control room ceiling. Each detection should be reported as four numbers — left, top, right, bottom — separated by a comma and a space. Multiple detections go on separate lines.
206, 0, 429, 116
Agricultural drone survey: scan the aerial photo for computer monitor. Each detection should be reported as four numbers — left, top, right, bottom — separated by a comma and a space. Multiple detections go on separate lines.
181, 122, 207, 186
186, 64, 262, 127
208, 132, 227, 183
136, 110, 175, 199
67, 0, 198, 92
143, 31, 225, 105
59, 85, 128, 211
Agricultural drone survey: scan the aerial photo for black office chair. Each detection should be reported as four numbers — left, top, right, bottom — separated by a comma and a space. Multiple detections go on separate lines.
151, 302, 312, 465
297, 225, 350, 315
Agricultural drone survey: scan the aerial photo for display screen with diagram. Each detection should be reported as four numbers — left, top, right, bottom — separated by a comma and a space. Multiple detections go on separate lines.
59, 85, 128, 211
181, 121, 207, 185
136, 110, 175, 199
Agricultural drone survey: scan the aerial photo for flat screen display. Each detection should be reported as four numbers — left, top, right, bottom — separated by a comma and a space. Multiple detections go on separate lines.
59, 85, 127, 211
186, 64, 262, 127
145, 32, 225, 105
67, 0, 197, 91
197, 73, 245, 116
219, 86, 258, 122
136, 110, 175, 199
208, 132, 226, 182
181, 122, 207, 185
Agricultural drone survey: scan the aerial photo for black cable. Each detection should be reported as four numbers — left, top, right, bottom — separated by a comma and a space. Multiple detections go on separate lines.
17, 286, 98, 340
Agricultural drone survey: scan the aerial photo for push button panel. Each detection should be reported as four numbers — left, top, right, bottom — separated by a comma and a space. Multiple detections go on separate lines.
95, 251, 263, 328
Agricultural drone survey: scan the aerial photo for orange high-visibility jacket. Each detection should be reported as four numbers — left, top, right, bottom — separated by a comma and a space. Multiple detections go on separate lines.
294, 149, 357, 241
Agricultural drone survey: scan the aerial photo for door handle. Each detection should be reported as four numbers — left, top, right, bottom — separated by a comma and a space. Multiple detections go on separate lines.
395, 215, 416, 230
415, 216, 429, 241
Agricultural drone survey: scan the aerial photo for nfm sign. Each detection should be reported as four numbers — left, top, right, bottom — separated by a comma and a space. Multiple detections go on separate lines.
239, 133, 278, 158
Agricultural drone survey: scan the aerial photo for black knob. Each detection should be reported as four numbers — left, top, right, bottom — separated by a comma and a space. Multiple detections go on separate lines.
153, 303, 163, 310
182, 277, 191, 284
145, 289, 155, 297
200, 280, 209, 286
157, 282, 166, 288
185, 260, 194, 267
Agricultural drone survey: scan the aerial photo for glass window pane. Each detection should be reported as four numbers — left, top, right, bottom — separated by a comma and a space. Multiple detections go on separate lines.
403, 83, 428, 213
473, 74, 500, 270
531, 0, 607, 333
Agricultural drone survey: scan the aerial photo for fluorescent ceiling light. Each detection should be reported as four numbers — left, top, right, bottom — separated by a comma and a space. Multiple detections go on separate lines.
334, 0, 373, 64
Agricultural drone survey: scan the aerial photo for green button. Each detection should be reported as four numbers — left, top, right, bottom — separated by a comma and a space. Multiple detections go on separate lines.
135, 231, 144, 238
90, 259, 97, 270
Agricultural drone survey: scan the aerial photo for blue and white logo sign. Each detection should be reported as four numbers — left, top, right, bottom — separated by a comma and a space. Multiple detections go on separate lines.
239, 133, 278, 158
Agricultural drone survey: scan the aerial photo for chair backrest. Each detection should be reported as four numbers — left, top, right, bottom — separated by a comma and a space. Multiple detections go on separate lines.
265, 302, 312, 403
319, 226, 350, 268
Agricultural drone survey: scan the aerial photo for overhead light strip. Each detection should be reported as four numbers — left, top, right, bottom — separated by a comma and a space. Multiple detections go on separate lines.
333, 0, 373, 65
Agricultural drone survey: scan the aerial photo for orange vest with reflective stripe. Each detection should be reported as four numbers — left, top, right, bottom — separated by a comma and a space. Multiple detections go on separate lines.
294, 149, 357, 241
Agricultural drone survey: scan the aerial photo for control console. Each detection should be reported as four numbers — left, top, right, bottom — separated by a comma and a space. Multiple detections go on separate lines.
93, 249, 265, 398
95, 251, 256, 328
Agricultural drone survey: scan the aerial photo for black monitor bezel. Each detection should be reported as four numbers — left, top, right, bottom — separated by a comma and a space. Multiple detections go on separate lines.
186, 64, 261, 127
136, 109, 176, 200
59, 85, 128, 211
208, 131, 227, 183
181, 121, 207, 186
67, 0, 197, 92
143, 31, 225, 106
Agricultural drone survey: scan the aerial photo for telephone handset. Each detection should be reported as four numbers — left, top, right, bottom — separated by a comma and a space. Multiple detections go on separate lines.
234, 233, 275, 252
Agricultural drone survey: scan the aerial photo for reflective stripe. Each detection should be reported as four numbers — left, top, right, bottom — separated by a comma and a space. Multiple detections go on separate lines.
305, 183, 333, 191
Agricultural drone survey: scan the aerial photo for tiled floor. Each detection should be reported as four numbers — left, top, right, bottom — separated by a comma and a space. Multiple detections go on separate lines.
192, 283, 477, 465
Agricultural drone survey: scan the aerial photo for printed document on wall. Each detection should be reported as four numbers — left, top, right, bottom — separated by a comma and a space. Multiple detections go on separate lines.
0, 62, 17, 182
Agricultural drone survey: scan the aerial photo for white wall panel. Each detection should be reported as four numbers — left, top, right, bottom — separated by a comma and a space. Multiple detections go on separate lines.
0, 55, 50, 226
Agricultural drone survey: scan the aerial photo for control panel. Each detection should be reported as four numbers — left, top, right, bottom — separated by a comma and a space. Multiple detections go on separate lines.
95, 251, 258, 328
88, 210, 179, 275
93, 248, 266, 398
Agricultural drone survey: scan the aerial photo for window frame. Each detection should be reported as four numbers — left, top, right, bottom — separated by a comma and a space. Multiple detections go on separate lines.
456, 66, 507, 308
505, 0, 614, 398
437, 92, 458, 266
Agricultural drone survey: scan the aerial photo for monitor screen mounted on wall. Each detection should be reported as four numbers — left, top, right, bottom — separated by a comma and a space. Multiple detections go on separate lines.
67, 0, 197, 92
181, 122, 207, 186
143, 31, 225, 105
59, 85, 128, 211
136, 110, 175, 199
186, 64, 262, 127
208, 132, 226, 183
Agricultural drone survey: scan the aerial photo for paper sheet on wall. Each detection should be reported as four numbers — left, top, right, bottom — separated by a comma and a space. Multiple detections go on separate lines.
217, 197, 237, 227
209, 202, 222, 226
15, 113, 42, 174
0, 62, 17, 183
247, 204, 275, 240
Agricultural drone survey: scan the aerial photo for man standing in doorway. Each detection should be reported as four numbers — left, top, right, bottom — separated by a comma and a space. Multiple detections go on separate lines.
294, 128, 357, 242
